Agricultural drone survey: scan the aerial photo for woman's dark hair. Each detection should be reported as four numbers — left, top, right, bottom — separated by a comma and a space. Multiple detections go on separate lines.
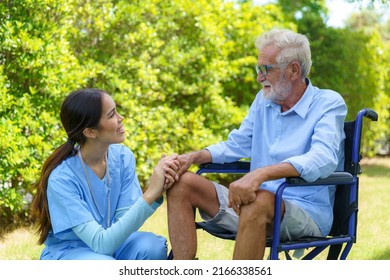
31, 88, 107, 244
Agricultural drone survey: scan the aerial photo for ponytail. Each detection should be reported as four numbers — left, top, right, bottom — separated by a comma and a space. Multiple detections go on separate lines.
31, 141, 76, 245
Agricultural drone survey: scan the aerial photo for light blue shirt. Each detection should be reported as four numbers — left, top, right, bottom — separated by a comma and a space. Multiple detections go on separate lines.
206, 79, 347, 235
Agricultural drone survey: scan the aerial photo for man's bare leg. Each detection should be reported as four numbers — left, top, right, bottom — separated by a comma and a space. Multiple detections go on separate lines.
166, 172, 220, 259
233, 190, 283, 259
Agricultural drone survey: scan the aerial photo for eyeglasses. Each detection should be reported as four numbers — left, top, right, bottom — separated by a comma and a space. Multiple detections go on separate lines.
255, 63, 290, 76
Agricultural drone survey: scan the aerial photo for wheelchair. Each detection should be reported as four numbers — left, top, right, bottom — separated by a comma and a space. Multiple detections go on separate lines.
167, 108, 378, 260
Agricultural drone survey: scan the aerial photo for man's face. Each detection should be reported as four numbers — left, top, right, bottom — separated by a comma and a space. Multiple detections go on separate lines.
257, 45, 292, 102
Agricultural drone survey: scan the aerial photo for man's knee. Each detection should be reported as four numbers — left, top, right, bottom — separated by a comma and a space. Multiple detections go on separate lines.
176, 171, 199, 186
167, 172, 198, 198
240, 191, 275, 221
167, 172, 219, 215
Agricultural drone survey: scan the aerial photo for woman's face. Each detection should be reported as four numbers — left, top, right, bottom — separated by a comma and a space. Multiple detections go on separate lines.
95, 93, 126, 144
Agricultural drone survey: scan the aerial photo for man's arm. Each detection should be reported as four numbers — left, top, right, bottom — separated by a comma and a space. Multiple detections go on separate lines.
283, 98, 347, 182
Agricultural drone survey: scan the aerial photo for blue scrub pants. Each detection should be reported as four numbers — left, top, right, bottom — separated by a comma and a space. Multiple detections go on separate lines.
42, 232, 167, 260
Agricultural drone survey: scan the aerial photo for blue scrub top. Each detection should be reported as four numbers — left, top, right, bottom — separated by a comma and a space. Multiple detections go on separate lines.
43, 144, 143, 258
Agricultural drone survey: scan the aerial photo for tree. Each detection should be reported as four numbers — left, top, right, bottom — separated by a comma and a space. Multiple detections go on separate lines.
275, 0, 386, 155
346, 9, 390, 155
0, 0, 288, 230
0, 0, 90, 230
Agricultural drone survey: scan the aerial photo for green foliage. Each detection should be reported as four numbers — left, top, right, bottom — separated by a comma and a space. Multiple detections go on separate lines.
345, 9, 390, 156
0, 0, 91, 224
0, 0, 388, 231
294, 3, 387, 156
0, 185, 28, 230
0, 0, 287, 229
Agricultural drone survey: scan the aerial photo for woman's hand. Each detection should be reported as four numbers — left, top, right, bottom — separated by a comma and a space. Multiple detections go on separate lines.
161, 154, 181, 191
143, 154, 180, 204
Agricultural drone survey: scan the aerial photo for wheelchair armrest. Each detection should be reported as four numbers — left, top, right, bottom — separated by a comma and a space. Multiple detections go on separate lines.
197, 163, 354, 186
285, 172, 354, 186
197, 161, 250, 174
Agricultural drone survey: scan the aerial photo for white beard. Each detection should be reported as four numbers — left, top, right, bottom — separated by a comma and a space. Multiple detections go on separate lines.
262, 72, 292, 102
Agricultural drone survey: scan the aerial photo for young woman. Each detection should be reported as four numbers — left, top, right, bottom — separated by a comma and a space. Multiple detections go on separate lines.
31, 88, 179, 260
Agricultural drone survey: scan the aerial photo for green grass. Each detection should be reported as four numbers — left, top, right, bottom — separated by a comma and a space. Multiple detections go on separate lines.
1, 157, 389, 260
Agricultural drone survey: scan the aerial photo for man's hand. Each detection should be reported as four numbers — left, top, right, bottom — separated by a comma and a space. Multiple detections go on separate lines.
161, 154, 181, 191
175, 153, 194, 179
161, 152, 193, 190
161, 150, 212, 190
228, 163, 300, 214
228, 170, 263, 215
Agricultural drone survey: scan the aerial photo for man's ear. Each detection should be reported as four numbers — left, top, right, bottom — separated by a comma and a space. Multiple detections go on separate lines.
82, 127, 97, 139
290, 61, 301, 81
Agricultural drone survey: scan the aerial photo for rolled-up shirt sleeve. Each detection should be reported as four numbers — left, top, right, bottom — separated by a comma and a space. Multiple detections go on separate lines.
283, 96, 347, 182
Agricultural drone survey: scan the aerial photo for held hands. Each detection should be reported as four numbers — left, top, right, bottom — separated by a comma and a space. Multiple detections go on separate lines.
160, 152, 196, 191
171, 150, 210, 180
144, 154, 181, 204
161, 154, 182, 191
174, 153, 194, 179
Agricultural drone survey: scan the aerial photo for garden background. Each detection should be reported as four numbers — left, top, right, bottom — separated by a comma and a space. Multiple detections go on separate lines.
0, 0, 389, 259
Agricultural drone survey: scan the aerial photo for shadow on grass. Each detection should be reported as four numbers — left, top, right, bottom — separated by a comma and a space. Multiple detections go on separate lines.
373, 248, 390, 260
360, 164, 390, 178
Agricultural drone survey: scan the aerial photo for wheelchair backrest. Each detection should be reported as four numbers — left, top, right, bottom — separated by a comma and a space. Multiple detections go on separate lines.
330, 120, 358, 236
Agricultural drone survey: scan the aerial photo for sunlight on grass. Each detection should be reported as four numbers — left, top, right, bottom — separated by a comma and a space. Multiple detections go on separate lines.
0, 226, 43, 260
347, 157, 390, 260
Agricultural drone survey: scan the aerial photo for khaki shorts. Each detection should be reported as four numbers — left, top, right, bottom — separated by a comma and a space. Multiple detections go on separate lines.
199, 182, 322, 241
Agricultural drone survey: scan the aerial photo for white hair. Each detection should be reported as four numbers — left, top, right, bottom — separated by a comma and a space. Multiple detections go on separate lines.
255, 29, 312, 78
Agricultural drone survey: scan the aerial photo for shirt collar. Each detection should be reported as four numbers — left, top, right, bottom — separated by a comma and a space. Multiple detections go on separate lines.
290, 78, 313, 119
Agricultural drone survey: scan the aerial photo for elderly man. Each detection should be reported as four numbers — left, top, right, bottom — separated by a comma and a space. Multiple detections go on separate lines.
166, 28, 347, 259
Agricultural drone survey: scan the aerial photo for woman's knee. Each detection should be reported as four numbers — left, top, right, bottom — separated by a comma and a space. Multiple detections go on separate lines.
115, 232, 167, 260
141, 233, 167, 260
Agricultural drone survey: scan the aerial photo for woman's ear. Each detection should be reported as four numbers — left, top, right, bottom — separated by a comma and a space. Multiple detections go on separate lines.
82, 127, 97, 139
